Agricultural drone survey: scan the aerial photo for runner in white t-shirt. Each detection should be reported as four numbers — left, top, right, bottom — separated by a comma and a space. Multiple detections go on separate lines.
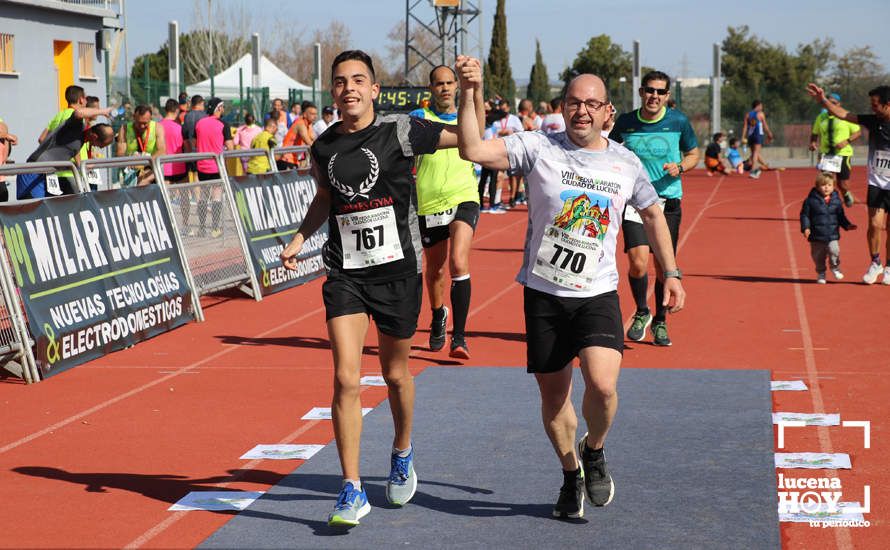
540, 97, 566, 135
455, 56, 686, 519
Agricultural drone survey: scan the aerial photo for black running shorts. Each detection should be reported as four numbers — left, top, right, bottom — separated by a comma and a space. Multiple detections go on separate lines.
322, 274, 422, 339
867, 185, 890, 211
419, 201, 480, 249
622, 198, 681, 253
838, 156, 852, 182
524, 287, 624, 374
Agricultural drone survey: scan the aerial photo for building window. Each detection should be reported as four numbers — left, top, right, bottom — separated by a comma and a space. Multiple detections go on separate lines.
0, 34, 13, 73
78, 42, 95, 78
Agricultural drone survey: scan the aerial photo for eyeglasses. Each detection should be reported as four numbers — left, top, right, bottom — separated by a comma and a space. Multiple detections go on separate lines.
643, 86, 669, 96
564, 98, 609, 113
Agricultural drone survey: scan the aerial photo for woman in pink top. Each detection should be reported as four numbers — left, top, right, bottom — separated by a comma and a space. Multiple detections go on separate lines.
235, 113, 262, 171
160, 99, 187, 182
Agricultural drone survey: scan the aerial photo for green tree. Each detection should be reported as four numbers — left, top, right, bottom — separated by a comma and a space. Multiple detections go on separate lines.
560, 35, 631, 103
721, 25, 833, 139
484, 0, 515, 104
827, 46, 887, 113
527, 39, 550, 104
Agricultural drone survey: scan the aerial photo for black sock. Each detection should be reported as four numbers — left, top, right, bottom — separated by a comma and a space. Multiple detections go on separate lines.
654, 279, 667, 322
628, 274, 649, 314
563, 467, 582, 481
431, 306, 446, 324
582, 445, 604, 460
450, 276, 471, 339
211, 201, 223, 229
872, 253, 881, 265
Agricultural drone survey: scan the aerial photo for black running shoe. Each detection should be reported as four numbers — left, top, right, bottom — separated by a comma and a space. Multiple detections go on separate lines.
429, 306, 448, 351
552, 471, 585, 519
449, 335, 470, 360
577, 433, 615, 506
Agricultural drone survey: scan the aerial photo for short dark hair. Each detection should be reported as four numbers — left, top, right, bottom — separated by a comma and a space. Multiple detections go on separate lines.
550, 97, 562, 111
641, 71, 671, 90
133, 104, 152, 117
164, 98, 179, 113
301, 100, 315, 112
65, 85, 85, 106
713, 132, 724, 142
331, 50, 376, 83
89, 123, 113, 142
729, 137, 739, 147
868, 85, 890, 105
191, 95, 204, 108
428, 64, 456, 84
752, 100, 762, 109
85, 96, 100, 108
244, 113, 255, 125
178, 92, 189, 102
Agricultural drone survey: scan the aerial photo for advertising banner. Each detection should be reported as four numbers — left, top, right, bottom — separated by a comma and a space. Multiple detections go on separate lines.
0, 186, 194, 378
231, 171, 328, 296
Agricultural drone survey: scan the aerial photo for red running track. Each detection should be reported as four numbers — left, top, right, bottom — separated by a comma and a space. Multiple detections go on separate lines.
0, 168, 885, 549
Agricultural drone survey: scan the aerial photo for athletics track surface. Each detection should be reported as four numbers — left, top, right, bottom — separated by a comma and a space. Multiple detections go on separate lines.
0, 168, 885, 549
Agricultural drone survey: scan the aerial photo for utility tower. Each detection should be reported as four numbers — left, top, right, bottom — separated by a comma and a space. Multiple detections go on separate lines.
404, 0, 482, 84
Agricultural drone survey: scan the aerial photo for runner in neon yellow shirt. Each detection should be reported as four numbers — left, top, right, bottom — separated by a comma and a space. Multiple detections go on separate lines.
409, 65, 480, 359
809, 92, 861, 207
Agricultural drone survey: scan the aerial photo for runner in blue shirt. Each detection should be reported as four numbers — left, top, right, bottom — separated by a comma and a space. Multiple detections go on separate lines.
609, 70, 699, 346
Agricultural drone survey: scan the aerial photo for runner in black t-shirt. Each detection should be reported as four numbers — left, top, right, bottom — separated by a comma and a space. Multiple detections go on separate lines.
808, 83, 890, 284
280, 50, 483, 528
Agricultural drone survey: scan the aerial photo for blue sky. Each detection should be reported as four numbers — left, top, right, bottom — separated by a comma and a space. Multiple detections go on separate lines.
126, 0, 889, 82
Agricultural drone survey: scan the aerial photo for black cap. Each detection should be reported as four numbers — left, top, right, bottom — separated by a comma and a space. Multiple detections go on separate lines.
322, 106, 335, 115
205, 97, 224, 114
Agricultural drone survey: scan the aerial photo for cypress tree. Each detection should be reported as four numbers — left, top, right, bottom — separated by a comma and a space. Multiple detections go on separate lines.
484, 0, 515, 104
527, 39, 550, 104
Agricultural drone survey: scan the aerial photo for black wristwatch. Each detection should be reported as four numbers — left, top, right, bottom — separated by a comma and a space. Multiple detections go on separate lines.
664, 269, 682, 280
677, 164, 684, 174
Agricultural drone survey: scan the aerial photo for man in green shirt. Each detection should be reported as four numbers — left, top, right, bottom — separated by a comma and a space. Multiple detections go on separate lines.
809, 93, 861, 207
409, 65, 480, 359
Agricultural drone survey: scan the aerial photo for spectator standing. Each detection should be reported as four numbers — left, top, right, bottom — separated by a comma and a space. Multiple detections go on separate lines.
194, 97, 234, 237
159, 98, 187, 183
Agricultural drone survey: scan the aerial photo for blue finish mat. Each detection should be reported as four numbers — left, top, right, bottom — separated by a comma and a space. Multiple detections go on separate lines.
200, 367, 779, 549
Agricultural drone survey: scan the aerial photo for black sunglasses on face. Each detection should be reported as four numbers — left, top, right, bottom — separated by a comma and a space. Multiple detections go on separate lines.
643, 86, 669, 96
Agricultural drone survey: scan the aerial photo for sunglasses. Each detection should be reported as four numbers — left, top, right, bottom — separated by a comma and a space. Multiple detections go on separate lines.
643, 86, 669, 96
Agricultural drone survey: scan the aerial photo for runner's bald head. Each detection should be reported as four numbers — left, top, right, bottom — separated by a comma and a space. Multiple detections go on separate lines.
565, 74, 608, 103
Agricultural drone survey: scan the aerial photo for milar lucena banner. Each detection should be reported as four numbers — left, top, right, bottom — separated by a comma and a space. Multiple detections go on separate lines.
231, 171, 328, 296
0, 186, 195, 378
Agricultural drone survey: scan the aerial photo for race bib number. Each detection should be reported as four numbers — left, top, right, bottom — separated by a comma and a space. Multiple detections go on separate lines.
45, 174, 62, 196
532, 224, 603, 291
623, 197, 665, 224
86, 169, 101, 188
873, 150, 890, 178
817, 154, 842, 173
336, 205, 404, 269
424, 208, 456, 228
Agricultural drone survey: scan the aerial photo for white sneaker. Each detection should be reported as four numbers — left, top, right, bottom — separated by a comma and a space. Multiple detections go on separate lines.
831, 269, 844, 281
863, 262, 884, 285
883, 267, 890, 285
817, 273, 826, 284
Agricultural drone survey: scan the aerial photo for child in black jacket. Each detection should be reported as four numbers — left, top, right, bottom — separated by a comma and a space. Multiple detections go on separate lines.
800, 172, 857, 283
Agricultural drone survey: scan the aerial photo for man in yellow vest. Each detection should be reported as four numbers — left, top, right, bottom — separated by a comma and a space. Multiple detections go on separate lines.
116, 104, 167, 185
409, 65, 480, 359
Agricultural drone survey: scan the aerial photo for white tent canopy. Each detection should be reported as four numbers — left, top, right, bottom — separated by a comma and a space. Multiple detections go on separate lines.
186, 54, 313, 102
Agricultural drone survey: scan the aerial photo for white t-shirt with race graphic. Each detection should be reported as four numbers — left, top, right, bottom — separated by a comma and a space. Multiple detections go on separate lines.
504, 131, 659, 298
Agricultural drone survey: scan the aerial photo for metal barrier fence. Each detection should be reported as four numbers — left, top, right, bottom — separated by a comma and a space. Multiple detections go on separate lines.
270, 146, 312, 174
152, 153, 261, 302
0, 161, 86, 383
79, 156, 206, 322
